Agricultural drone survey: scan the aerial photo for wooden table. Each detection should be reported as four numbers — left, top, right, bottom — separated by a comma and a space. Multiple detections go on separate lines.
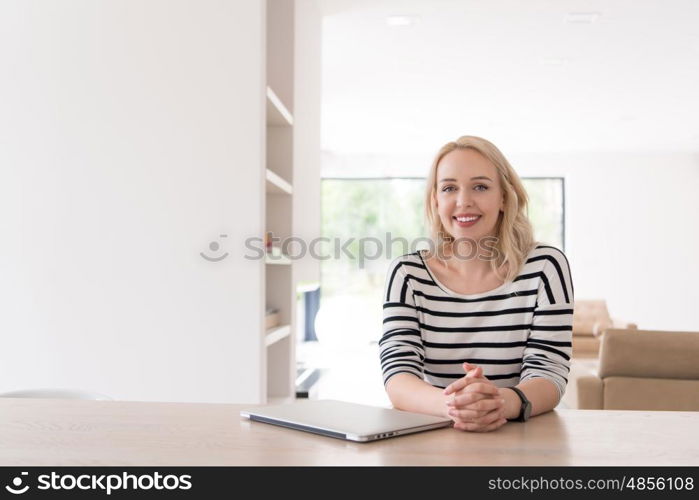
1, 398, 698, 466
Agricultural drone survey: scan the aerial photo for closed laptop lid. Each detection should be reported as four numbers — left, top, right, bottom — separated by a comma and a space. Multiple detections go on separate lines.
240, 399, 452, 442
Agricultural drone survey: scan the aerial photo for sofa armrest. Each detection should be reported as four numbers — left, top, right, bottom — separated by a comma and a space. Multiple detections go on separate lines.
612, 318, 637, 329
593, 319, 637, 337
561, 360, 603, 409
576, 374, 604, 409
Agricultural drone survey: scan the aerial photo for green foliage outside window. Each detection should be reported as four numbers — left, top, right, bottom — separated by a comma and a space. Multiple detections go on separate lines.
318, 177, 564, 342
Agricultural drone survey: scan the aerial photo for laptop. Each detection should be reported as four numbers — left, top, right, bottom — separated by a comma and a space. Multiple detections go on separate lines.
239, 399, 452, 442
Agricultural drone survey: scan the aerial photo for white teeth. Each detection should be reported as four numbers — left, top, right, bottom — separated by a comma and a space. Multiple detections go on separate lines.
455, 216, 479, 222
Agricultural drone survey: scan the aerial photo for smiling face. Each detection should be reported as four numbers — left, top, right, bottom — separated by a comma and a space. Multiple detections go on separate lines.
434, 148, 504, 243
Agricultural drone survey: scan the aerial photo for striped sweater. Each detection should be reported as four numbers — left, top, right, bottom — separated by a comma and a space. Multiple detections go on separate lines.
380, 245, 574, 399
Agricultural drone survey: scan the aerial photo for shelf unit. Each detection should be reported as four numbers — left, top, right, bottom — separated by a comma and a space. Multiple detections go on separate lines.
266, 87, 294, 127
265, 325, 292, 347
263, 0, 296, 402
265, 168, 293, 195
265, 253, 292, 265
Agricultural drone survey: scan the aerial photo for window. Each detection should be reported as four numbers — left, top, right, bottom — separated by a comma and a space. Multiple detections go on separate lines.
297, 176, 565, 402
312, 176, 564, 338
522, 177, 565, 250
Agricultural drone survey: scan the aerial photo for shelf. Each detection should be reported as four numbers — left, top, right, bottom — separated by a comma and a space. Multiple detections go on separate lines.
265, 253, 291, 265
265, 325, 291, 347
265, 169, 292, 194
266, 86, 294, 126
263, 1, 298, 403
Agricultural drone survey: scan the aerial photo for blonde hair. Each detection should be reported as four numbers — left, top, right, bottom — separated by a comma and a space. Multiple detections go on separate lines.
424, 135, 535, 282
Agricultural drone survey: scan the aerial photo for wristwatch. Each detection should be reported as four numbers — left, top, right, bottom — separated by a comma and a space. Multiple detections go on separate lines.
507, 386, 532, 422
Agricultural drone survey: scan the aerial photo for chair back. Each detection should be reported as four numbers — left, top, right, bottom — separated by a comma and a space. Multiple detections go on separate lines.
0, 388, 113, 401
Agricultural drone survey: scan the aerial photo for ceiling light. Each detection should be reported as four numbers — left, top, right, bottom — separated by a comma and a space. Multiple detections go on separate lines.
566, 12, 601, 24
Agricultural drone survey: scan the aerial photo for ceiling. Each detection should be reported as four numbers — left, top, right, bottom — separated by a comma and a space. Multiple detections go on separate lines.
319, 0, 699, 155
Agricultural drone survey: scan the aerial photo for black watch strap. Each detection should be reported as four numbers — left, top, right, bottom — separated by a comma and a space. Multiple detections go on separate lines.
507, 386, 531, 422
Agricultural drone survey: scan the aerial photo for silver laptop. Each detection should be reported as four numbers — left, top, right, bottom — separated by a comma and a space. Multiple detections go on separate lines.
240, 399, 452, 442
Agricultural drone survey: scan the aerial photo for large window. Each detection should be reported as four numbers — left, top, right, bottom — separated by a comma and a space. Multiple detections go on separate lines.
522, 177, 565, 250
311, 177, 565, 348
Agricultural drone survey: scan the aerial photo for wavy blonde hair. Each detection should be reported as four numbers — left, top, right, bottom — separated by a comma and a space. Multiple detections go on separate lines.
424, 135, 535, 282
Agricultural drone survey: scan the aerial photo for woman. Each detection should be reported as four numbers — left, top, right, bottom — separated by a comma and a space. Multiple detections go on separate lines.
380, 136, 573, 432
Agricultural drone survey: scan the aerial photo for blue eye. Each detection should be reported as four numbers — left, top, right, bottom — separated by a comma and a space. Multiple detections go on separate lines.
474, 184, 489, 192
441, 186, 455, 192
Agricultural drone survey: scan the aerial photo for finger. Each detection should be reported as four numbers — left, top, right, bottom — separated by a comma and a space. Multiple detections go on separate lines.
447, 391, 488, 407
444, 377, 496, 396
461, 382, 501, 396
488, 417, 509, 431
456, 397, 505, 413
462, 361, 477, 372
447, 407, 489, 421
453, 408, 503, 427
475, 418, 508, 433
463, 362, 491, 381
446, 385, 500, 406
454, 379, 500, 397
445, 366, 486, 395
444, 377, 470, 395
473, 408, 506, 426
454, 418, 508, 433
448, 390, 501, 408
463, 362, 482, 378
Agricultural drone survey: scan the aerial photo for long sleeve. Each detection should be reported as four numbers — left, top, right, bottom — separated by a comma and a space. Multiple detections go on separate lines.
520, 247, 574, 400
379, 257, 425, 385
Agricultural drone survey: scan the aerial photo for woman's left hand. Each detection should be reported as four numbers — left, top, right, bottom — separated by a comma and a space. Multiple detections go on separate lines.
443, 362, 508, 432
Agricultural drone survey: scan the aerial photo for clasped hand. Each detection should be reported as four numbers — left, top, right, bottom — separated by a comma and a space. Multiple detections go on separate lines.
443, 362, 507, 432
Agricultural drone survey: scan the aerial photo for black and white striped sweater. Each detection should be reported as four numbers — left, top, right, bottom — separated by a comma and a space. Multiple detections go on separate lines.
380, 245, 574, 398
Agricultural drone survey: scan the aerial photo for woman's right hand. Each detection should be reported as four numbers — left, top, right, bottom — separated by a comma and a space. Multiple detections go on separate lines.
443, 363, 508, 432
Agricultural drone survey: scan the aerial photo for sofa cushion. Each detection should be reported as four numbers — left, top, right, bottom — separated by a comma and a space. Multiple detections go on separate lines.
603, 377, 699, 411
599, 329, 699, 379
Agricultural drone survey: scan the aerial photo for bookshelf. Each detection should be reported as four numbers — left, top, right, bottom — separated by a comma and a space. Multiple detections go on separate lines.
266, 87, 294, 127
265, 325, 292, 347
263, 0, 296, 402
265, 254, 292, 265
265, 168, 293, 195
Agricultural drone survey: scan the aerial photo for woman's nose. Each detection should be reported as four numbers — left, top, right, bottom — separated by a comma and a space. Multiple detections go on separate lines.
456, 190, 473, 207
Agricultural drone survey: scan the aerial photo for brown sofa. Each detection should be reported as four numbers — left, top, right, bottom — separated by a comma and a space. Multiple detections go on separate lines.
563, 328, 699, 410
572, 300, 637, 358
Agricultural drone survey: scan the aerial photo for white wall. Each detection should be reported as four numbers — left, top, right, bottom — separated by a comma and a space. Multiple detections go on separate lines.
0, 0, 265, 403
321, 150, 699, 332
513, 151, 699, 332
294, 0, 322, 285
